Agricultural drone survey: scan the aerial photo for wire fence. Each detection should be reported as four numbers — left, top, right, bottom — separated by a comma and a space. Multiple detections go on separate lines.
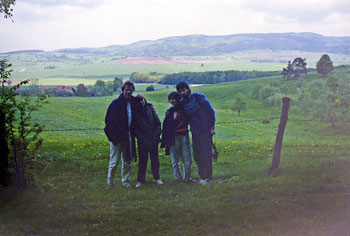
36, 115, 350, 177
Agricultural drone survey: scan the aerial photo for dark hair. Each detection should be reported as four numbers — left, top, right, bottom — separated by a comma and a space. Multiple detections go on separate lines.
176, 81, 191, 94
122, 80, 135, 91
168, 91, 180, 102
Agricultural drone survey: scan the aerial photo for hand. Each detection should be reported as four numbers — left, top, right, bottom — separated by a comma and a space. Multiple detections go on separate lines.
173, 111, 178, 120
210, 127, 216, 136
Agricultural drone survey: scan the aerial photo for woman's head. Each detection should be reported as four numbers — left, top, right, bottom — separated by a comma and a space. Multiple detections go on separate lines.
168, 91, 180, 106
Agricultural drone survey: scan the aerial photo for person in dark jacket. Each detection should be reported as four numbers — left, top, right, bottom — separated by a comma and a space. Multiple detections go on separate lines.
161, 92, 194, 182
176, 82, 216, 186
134, 94, 163, 188
104, 80, 138, 188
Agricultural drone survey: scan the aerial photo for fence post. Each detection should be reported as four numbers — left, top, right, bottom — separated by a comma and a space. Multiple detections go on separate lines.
268, 97, 291, 176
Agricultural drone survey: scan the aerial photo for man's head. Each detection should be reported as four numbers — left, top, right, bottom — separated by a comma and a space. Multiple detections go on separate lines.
176, 82, 191, 98
168, 91, 180, 106
122, 80, 135, 100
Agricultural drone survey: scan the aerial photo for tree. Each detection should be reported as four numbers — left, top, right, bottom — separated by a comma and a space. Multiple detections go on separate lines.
1, 59, 48, 189
76, 83, 90, 97
146, 85, 155, 92
291, 57, 307, 79
113, 77, 123, 91
0, 0, 16, 19
281, 61, 293, 79
317, 54, 334, 77
282, 58, 307, 80
231, 95, 247, 117
94, 80, 106, 88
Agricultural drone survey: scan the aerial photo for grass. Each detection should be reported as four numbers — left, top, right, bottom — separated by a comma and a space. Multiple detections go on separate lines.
1, 72, 350, 235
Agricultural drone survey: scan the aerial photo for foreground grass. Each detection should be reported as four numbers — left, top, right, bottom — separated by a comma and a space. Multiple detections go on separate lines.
1, 141, 350, 235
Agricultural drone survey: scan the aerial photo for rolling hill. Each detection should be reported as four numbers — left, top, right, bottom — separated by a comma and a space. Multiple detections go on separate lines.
3, 32, 350, 57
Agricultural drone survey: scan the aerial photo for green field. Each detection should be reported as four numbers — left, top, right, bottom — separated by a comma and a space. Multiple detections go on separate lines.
1, 70, 350, 235
3, 50, 350, 85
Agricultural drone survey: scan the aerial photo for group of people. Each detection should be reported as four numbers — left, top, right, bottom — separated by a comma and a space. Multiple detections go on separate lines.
104, 80, 215, 188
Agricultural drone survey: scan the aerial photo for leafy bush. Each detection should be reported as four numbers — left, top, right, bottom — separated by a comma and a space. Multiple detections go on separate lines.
0, 59, 47, 189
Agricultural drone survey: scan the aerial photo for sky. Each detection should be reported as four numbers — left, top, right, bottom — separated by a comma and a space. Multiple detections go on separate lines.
1, 0, 350, 53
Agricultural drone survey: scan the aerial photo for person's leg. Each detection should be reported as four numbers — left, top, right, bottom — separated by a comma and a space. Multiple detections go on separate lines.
192, 131, 212, 181
191, 132, 202, 178
169, 136, 182, 180
149, 143, 160, 180
107, 142, 122, 186
137, 142, 148, 183
199, 131, 213, 180
121, 146, 132, 185
180, 134, 192, 181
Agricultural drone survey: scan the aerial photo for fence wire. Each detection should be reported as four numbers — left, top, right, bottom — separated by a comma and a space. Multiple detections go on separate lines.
35, 115, 350, 177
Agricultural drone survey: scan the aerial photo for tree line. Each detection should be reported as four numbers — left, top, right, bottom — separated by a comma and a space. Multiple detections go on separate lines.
130, 70, 282, 85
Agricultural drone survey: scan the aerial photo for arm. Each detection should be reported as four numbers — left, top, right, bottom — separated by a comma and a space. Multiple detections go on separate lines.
197, 93, 216, 134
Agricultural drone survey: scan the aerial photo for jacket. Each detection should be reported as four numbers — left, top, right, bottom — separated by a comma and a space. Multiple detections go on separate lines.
134, 103, 162, 148
104, 94, 137, 163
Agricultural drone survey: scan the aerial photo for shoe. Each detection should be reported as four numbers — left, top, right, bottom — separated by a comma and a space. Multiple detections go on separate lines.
199, 179, 209, 186
184, 178, 198, 183
122, 182, 132, 188
135, 182, 142, 188
153, 179, 164, 185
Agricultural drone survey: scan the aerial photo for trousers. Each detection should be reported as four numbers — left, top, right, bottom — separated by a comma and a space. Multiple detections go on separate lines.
107, 141, 131, 186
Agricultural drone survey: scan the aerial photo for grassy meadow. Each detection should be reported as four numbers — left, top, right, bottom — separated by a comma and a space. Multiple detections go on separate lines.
1, 72, 350, 235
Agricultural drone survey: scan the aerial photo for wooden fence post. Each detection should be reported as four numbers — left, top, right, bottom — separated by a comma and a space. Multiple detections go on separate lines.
268, 97, 291, 176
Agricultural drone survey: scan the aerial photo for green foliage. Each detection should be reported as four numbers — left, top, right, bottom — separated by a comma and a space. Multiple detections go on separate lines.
91, 80, 113, 96
75, 84, 90, 97
130, 72, 164, 83
282, 58, 307, 80
316, 54, 334, 77
145, 85, 155, 92
0, 0, 15, 19
281, 61, 293, 79
94, 80, 105, 88
160, 70, 280, 84
0, 59, 47, 189
251, 85, 263, 99
230, 95, 247, 117
113, 77, 123, 91
259, 86, 276, 106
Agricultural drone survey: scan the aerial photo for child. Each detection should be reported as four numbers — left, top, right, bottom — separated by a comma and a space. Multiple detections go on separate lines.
134, 94, 163, 188
161, 92, 195, 182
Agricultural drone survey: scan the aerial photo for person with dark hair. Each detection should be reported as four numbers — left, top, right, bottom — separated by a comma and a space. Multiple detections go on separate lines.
104, 80, 138, 188
176, 82, 216, 185
161, 92, 195, 182
134, 94, 163, 188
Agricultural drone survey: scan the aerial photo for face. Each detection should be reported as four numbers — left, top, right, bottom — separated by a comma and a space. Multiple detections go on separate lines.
168, 97, 177, 106
140, 98, 146, 107
177, 87, 190, 98
122, 85, 134, 100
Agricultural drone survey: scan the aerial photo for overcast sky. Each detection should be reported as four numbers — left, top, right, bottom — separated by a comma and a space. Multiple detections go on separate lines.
1, 0, 350, 53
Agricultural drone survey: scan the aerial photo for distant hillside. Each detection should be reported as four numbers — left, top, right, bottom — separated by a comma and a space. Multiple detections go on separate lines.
2, 50, 45, 54
52, 32, 350, 56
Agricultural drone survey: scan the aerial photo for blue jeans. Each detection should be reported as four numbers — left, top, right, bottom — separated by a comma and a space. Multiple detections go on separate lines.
169, 134, 192, 180
192, 130, 212, 180
107, 142, 131, 186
